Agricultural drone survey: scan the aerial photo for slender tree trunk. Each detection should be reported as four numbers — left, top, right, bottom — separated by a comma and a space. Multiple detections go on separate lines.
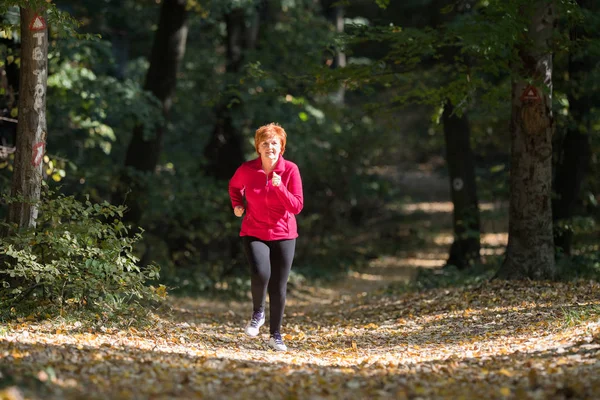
496, 1, 556, 280
111, 30, 129, 81
203, 4, 264, 180
322, 0, 346, 104
115, 0, 188, 226
442, 102, 481, 269
552, 0, 596, 255
4, 8, 48, 234
429, 0, 481, 269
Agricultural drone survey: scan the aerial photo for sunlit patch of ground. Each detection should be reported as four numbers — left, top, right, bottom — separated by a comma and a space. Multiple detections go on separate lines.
432, 233, 508, 247
395, 201, 507, 214
395, 257, 446, 268
432, 232, 508, 256
3, 281, 600, 399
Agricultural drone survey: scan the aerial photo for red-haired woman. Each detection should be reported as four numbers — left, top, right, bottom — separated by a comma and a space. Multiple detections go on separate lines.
228, 123, 304, 351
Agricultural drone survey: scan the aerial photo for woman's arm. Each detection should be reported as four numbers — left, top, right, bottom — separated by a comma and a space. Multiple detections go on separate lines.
274, 165, 303, 214
228, 167, 245, 209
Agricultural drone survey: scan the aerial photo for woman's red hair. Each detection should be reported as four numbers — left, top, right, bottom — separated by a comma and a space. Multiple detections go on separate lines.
254, 123, 287, 155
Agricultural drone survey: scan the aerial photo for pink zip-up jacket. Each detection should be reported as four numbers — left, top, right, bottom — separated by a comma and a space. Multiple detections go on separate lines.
229, 156, 304, 241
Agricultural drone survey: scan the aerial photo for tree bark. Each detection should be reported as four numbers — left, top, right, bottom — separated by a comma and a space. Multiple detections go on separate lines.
552, 0, 596, 255
442, 102, 481, 269
115, 0, 188, 226
496, 1, 556, 280
203, 4, 264, 180
4, 8, 48, 234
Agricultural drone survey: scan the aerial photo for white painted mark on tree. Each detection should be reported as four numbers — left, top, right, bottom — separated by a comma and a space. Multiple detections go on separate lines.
30, 27, 47, 167
33, 32, 45, 45
32, 46, 44, 61
35, 111, 46, 138
33, 69, 46, 112
453, 178, 464, 191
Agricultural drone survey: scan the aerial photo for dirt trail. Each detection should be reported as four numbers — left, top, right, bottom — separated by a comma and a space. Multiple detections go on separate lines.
9, 171, 600, 400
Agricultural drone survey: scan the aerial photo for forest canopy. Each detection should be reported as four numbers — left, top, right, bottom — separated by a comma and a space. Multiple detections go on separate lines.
0, 0, 598, 304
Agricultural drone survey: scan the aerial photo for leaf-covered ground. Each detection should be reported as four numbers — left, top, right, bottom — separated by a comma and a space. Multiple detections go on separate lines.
2, 198, 600, 399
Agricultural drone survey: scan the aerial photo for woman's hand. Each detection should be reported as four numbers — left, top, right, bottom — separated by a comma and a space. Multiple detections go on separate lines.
234, 206, 245, 217
272, 172, 281, 187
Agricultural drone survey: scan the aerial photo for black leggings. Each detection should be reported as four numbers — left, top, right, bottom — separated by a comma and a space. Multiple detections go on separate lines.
242, 236, 296, 335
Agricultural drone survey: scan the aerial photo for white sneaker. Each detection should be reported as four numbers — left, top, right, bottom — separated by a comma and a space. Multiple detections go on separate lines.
269, 332, 287, 351
245, 311, 265, 337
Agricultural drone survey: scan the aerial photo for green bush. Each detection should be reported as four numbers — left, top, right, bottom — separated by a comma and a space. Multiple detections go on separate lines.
0, 191, 162, 313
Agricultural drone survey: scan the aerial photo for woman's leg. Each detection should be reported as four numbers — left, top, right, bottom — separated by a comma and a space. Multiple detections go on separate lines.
242, 236, 271, 314
267, 238, 296, 334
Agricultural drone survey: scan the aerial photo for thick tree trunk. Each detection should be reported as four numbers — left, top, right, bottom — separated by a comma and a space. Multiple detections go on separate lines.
204, 5, 264, 180
442, 102, 481, 269
4, 8, 48, 234
496, 2, 555, 280
552, 0, 596, 255
115, 0, 188, 226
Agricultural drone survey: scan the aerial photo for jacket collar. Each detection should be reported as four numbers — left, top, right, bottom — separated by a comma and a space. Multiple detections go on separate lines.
251, 155, 286, 173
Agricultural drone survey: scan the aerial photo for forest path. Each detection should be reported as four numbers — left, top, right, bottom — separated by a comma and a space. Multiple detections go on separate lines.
3, 171, 600, 399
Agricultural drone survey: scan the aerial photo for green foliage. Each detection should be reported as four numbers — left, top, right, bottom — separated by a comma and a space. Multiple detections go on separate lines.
374, 0, 390, 9
0, 2, 90, 39
561, 303, 600, 327
42, 35, 164, 189
0, 191, 162, 314
476, 164, 509, 202
140, 172, 245, 288
555, 250, 600, 281
554, 216, 597, 238
1, 0, 597, 294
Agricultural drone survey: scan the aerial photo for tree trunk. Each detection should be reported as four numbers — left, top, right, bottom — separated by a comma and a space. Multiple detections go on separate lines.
552, 0, 596, 255
111, 30, 129, 81
4, 8, 48, 234
203, 5, 264, 180
428, 0, 481, 269
442, 102, 481, 269
322, 0, 346, 104
115, 0, 188, 226
496, 1, 555, 280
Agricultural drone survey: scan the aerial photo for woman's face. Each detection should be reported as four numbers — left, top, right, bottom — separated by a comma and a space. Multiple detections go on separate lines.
258, 135, 282, 162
